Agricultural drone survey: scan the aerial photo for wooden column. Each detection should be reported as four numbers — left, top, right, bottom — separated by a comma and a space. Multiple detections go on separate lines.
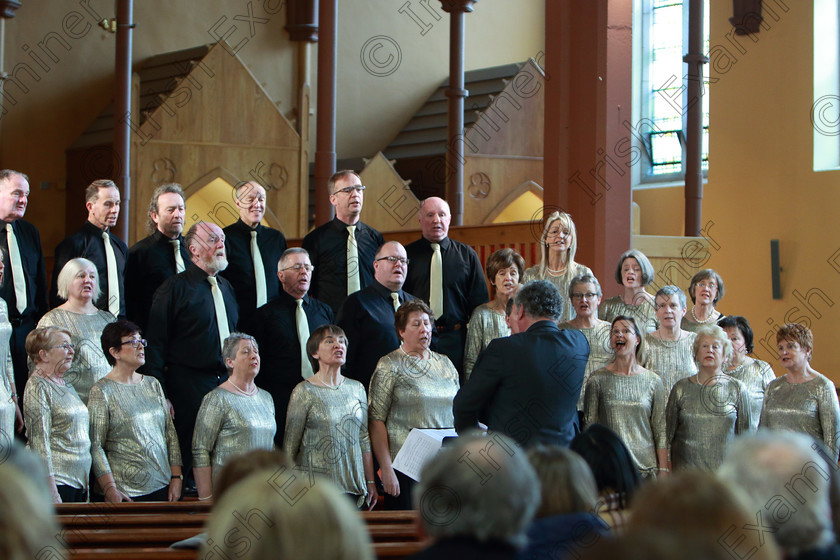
439, 0, 476, 227
114, 0, 133, 241
314, 0, 336, 223
684, 0, 707, 237
543, 0, 632, 292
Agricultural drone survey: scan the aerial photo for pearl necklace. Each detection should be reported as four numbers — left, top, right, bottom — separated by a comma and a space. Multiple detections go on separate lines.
690, 306, 717, 324
310, 375, 342, 389
228, 379, 257, 396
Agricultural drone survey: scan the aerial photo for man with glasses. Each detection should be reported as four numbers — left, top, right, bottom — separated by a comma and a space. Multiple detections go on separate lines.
302, 170, 384, 314
337, 241, 418, 389
221, 181, 287, 328
241, 248, 332, 442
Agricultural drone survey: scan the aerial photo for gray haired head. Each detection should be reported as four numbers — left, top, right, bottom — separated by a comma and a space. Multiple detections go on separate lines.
222, 332, 258, 374
514, 280, 563, 321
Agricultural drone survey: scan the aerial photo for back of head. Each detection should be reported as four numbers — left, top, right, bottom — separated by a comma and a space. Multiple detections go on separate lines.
514, 280, 563, 321
0, 464, 65, 560
570, 424, 640, 509
213, 449, 293, 504
414, 432, 540, 548
203, 469, 373, 560
719, 430, 834, 556
582, 530, 765, 560
527, 445, 599, 518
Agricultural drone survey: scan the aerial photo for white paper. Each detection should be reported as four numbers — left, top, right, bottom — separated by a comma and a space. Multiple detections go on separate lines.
392, 428, 458, 481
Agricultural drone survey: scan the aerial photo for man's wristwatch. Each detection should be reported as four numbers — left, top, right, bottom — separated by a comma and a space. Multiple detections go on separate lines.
171, 474, 183, 480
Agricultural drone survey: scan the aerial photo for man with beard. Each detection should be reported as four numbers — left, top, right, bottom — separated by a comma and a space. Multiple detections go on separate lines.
145, 221, 238, 480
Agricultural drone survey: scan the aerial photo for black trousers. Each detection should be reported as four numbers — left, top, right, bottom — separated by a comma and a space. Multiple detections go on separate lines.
383, 470, 416, 511
57, 485, 88, 503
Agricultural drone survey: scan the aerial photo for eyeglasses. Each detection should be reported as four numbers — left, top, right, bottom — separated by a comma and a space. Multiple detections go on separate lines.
281, 264, 315, 273
119, 339, 148, 348
333, 185, 366, 195
571, 292, 599, 301
52, 343, 75, 351
375, 256, 409, 265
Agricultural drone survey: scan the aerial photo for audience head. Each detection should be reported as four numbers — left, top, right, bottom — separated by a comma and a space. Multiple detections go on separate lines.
610, 315, 645, 362
328, 170, 364, 223
0, 464, 65, 560
186, 221, 227, 275
85, 179, 121, 230
582, 530, 752, 560
373, 241, 408, 292
222, 333, 260, 376
719, 430, 834, 556
56, 257, 101, 302
569, 273, 602, 320
203, 471, 374, 560
613, 249, 654, 288
278, 248, 313, 300
306, 324, 347, 374
100, 320, 143, 366
235, 181, 267, 228
539, 211, 579, 267
512, 280, 563, 323
570, 423, 640, 509
692, 324, 732, 370
0, 169, 30, 222
486, 248, 524, 297
213, 449, 293, 505
146, 182, 186, 236
418, 197, 451, 243
25, 326, 73, 366
527, 444, 599, 518
688, 268, 725, 306
718, 315, 756, 355
414, 432, 540, 548
775, 322, 813, 363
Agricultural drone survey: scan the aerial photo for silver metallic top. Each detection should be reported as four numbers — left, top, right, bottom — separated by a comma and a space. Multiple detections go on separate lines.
368, 348, 460, 461
760, 373, 840, 461
0, 298, 15, 440
523, 262, 592, 322
284, 379, 370, 501
558, 320, 613, 411
725, 357, 776, 432
192, 387, 276, 471
666, 375, 752, 472
88, 375, 182, 497
598, 295, 658, 334
464, 303, 510, 379
643, 331, 698, 396
23, 375, 91, 489
37, 308, 115, 405
680, 313, 722, 333
583, 366, 667, 477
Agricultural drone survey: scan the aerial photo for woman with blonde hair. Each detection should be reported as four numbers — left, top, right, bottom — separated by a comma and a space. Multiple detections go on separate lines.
522, 211, 592, 322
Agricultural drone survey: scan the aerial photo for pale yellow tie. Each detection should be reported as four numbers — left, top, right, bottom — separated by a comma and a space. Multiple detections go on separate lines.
5, 224, 26, 314
391, 292, 400, 313
296, 299, 314, 379
347, 225, 360, 295
102, 231, 120, 316
207, 276, 230, 349
251, 230, 267, 307
430, 243, 443, 319
170, 239, 185, 273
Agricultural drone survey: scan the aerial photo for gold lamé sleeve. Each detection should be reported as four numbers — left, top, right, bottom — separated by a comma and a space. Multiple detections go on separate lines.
355, 383, 371, 454
522, 266, 538, 283
283, 382, 309, 460
582, 373, 601, 428
23, 377, 55, 474
819, 379, 840, 461
665, 382, 682, 461
192, 391, 224, 469
153, 379, 181, 467
464, 310, 486, 380
650, 373, 667, 450
368, 357, 396, 422
88, 382, 112, 477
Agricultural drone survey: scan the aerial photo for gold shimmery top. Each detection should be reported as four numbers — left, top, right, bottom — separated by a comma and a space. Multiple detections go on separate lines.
368, 349, 460, 461
760, 373, 840, 461
0, 299, 15, 438
37, 308, 116, 405
643, 331, 698, 396
558, 320, 613, 411
88, 375, 181, 497
666, 375, 752, 472
598, 295, 658, 334
725, 357, 776, 432
583, 366, 666, 477
464, 303, 510, 380
523, 262, 592, 322
23, 375, 91, 489
192, 387, 276, 471
284, 379, 370, 500
680, 312, 722, 333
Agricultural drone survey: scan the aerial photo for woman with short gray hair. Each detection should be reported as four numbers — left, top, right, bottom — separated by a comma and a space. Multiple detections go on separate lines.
643, 285, 697, 396
599, 249, 658, 333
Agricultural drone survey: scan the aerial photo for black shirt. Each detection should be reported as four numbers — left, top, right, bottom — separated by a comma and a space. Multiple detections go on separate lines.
51, 221, 128, 317
125, 230, 190, 332
403, 236, 488, 328
0, 218, 48, 322
302, 217, 384, 314
336, 280, 417, 390
220, 219, 287, 328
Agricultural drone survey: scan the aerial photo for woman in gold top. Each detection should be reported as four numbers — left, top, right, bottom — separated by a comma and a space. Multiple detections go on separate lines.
598, 250, 658, 333
89, 320, 182, 502
583, 316, 667, 478
523, 211, 592, 322
36, 258, 115, 404
760, 323, 840, 461
369, 300, 460, 510
193, 333, 276, 502
643, 286, 697, 396
0, 249, 23, 442
23, 326, 92, 503
284, 324, 377, 509
719, 316, 775, 432
464, 248, 524, 379
665, 325, 751, 472
681, 269, 725, 332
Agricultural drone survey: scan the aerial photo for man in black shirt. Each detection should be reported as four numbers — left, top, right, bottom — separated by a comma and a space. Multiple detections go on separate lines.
221, 181, 287, 328
242, 247, 333, 444
0, 169, 47, 416
404, 197, 488, 378
51, 180, 127, 318
125, 183, 190, 332
302, 170, 383, 314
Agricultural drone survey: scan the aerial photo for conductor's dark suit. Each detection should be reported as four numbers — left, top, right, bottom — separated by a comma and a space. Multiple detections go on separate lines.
453, 320, 589, 448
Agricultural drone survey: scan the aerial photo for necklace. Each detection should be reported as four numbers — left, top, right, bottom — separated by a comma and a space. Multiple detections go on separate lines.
228, 378, 257, 396
310, 375, 341, 389
691, 306, 716, 323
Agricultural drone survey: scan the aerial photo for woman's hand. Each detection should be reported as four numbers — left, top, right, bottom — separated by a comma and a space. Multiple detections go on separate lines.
104, 485, 132, 503
365, 482, 379, 510
168, 478, 182, 502
380, 467, 400, 497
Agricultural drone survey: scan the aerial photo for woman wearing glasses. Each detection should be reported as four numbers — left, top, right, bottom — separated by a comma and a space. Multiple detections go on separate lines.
22, 326, 91, 503
89, 320, 182, 502
36, 258, 115, 404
